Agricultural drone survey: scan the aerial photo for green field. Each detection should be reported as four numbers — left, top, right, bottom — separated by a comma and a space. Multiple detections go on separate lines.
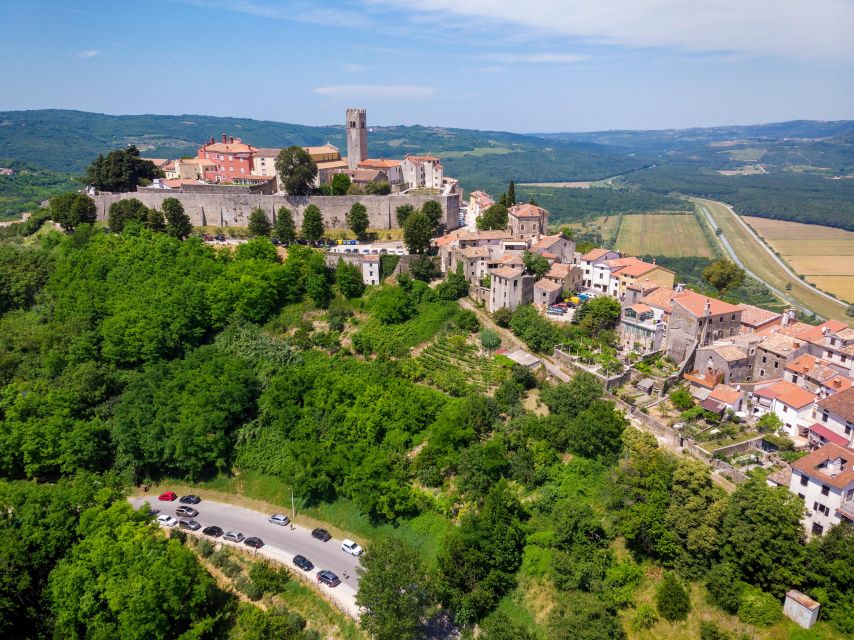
615, 214, 715, 257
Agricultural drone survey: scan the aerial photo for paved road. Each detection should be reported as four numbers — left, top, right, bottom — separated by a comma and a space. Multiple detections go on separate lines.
129, 496, 362, 617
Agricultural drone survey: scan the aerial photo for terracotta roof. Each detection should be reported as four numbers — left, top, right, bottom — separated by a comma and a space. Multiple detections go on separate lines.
535, 279, 562, 292
497, 253, 524, 265
762, 379, 816, 409
359, 158, 401, 169
758, 332, 803, 356
491, 266, 523, 279
791, 442, 854, 490
305, 144, 340, 156
546, 263, 571, 278
736, 304, 782, 328
362, 255, 380, 262
434, 230, 465, 247
701, 398, 726, 413
316, 160, 349, 170
617, 260, 671, 278
530, 234, 564, 251
785, 354, 836, 381
710, 344, 749, 362
640, 287, 679, 313
340, 168, 386, 182
254, 148, 281, 158
509, 203, 547, 219
200, 140, 255, 154
833, 327, 854, 340
823, 375, 854, 394
142, 157, 170, 167
672, 289, 741, 317
709, 384, 741, 405
792, 320, 848, 344
628, 303, 653, 315
405, 154, 440, 163
580, 248, 612, 262
459, 230, 513, 242
767, 465, 792, 486
817, 386, 854, 422
807, 423, 850, 447
179, 158, 217, 166
461, 246, 491, 259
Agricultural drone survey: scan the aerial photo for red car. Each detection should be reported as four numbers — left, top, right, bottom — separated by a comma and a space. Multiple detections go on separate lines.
158, 491, 177, 501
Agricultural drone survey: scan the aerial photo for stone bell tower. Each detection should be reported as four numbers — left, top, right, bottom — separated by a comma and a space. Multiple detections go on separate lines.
346, 108, 367, 169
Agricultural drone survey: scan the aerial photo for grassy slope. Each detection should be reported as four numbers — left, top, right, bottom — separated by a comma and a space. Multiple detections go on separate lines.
696, 199, 852, 325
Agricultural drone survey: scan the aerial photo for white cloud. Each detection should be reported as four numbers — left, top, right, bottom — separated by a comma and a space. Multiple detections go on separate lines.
313, 84, 436, 98
483, 52, 589, 64
343, 63, 365, 73
74, 50, 101, 59
369, 0, 854, 60
174, 0, 375, 29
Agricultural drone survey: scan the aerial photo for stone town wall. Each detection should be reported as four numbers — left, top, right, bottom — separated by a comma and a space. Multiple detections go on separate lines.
91, 191, 461, 231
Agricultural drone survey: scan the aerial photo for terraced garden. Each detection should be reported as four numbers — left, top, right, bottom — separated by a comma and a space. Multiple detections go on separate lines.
413, 335, 507, 394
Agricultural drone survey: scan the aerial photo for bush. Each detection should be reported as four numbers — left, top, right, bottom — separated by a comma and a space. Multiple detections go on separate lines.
705, 563, 744, 614
493, 307, 513, 328
669, 388, 694, 410
195, 538, 215, 558
699, 621, 731, 640
456, 309, 480, 333
737, 586, 780, 626
631, 604, 659, 631
235, 577, 264, 601
655, 572, 691, 621
249, 561, 290, 595
480, 329, 501, 350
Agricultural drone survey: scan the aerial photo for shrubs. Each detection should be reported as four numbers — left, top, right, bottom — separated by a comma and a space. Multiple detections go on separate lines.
655, 572, 691, 621
249, 561, 291, 595
737, 586, 780, 626
195, 539, 215, 558
631, 604, 658, 631
669, 387, 695, 410
480, 328, 501, 350
699, 621, 731, 640
455, 309, 480, 333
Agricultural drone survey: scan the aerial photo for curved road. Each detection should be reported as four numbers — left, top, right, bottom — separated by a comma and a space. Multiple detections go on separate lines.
129, 496, 361, 617
699, 199, 846, 311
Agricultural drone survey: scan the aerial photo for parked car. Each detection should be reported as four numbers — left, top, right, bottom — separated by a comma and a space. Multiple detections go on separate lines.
271, 237, 281, 245
202, 525, 223, 537
156, 515, 178, 527
292, 554, 314, 571
268, 513, 290, 526
214, 234, 226, 242
311, 528, 332, 542
203, 234, 214, 241
370, 249, 378, 254
341, 539, 363, 556
244, 536, 264, 549
316, 570, 341, 587
379, 248, 388, 254
158, 491, 177, 501
175, 506, 199, 518
179, 495, 201, 505
178, 519, 201, 531
348, 240, 357, 245
223, 531, 244, 543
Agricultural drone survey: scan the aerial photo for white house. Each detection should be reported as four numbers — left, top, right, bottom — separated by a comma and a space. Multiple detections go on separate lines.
401, 155, 443, 190
361, 255, 380, 285
579, 248, 620, 292
753, 379, 817, 437
810, 387, 854, 448
788, 442, 854, 536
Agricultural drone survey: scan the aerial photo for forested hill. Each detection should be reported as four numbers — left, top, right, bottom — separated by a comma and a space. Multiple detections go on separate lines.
0, 109, 645, 184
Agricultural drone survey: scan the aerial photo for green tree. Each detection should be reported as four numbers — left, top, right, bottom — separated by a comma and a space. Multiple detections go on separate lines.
507, 180, 516, 206
336, 258, 365, 298
548, 594, 626, 640
435, 263, 469, 300
301, 204, 324, 242
409, 255, 439, 281
523, 250, 550, 279
421, 200, 443, 228
107, 198, 149, 232
802, 524, 854, 633
84, 145, 162, 192
275, 146, 318, 196
49, 192, 97, 231
476, 203, 508, 231
371, 286, 414, 324
0, 244, 54, 313
146, 207, 166, 232
396, 204, 415, 227
703, 259, 745, 293
248, 207, 272, 237
347, 202, 369, 238
364, 180, 391, 195
403, 211, 433, 254
566, 399, 627, 461
161, 197, 192, 238
756, 412, 783, 433
575, 296, 622, 335
720, 479, 805, 596
479, 610, 536, 640
669, 387, 694, 410
274, 206, 297, 243
480, 328, 501, 351
347, 183, 364, 195
655, 572, 691, 621
330, 172, 351, 195
540, 372, 602, 417
356, 538, 432, 640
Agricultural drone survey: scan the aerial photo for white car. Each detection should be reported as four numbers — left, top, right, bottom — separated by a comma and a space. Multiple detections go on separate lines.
156, 515, 178, 528
341, 539, 363, 556
223, 531, 245, 543
268, 513, 290, 526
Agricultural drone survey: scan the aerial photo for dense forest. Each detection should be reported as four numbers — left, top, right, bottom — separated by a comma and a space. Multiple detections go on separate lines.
0, 159, 78, 217
516, 185, 690, 223
1, 205, 852, 639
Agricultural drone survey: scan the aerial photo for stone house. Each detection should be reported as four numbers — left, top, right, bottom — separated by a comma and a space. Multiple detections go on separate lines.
361, 254, 380, 286
507, 204, 549, 240
358, 159, 403, 184
529, 234, 574, 263
488, 267, 533, 313
401, 154, 443, 190
619, 303, 666, 354
754, 333, 808, 382
736, 303, 784, 333
784, 354, 841, 393
579, 248, 620, 292
664, 290, 742, 364
693, 343, 752, 384
752, 379, 817, 437
534, 278, 562, 306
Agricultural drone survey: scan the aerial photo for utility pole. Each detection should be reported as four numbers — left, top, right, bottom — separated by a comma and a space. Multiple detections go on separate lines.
291, 492, 295, 520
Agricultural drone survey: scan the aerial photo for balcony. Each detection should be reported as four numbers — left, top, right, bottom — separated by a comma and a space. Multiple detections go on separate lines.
838, 500, 854, 522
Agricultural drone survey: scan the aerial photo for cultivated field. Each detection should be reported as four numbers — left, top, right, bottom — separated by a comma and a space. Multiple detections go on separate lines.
615, 214, 714, 257
696, 199, 852, 325
564, 215, 623, 244
743, 216, 854, 303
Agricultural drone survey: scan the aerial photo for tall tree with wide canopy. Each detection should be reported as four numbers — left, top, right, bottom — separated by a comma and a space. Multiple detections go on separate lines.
49, 192, 97, 231
275, 146, 318, 196
84, 145, 162, 192
161, 197, 192, 238
301, 204, 324, 242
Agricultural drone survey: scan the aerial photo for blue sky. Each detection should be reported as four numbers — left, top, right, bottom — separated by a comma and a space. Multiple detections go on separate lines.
1, 0, 852, 132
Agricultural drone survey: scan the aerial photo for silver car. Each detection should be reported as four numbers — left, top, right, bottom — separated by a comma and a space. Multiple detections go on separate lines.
268, 513, 290, 526
223, 530, 244, 543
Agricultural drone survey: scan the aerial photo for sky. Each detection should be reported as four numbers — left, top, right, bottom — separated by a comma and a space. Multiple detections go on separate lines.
0, 0, 852, 132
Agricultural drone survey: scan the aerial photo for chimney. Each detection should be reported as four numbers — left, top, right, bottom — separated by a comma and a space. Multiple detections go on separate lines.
209, 136, 214, 145
230, 136, 234, 144
222, 133, 227, 144
704, 299, 711, 317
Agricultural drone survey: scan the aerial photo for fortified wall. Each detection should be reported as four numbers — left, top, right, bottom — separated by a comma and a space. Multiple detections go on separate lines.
91, 191, 461, 231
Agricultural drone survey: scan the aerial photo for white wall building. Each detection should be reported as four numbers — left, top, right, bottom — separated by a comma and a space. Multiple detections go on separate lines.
401, 155, 443, 190
788, 443, 854, 536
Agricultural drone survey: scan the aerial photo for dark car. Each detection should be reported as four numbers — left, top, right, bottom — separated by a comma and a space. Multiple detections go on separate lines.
214, 234, 226, 242
179, 519, 201, 531
244, 536, 264, 549
158, 491, 177, 501
316, 570, 340, 587
202, 525, 223, 537
175, 506, 199, 518
311, 528, 332, 542
292, 554, 314, 571
179, 495, 201, 505
271, 237, 281, 246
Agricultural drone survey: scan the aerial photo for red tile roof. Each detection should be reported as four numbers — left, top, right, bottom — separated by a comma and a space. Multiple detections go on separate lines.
816, 386, 854, 422
807, 423, 850, 447
760, 379, 816, 409
736, 304, 782, 328
709, 384, 742, 405
580, 248, 613, 262
824, 375, 854, 394
672, 289, 741, 317
791, 442, 854, 490
535, 279, 562, 292
509, 203, 547, 219
640, 287, 679, 313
